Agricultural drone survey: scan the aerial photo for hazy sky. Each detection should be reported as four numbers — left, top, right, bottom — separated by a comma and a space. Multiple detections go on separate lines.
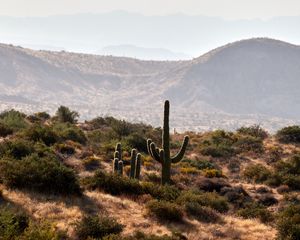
1, 0, 300, 19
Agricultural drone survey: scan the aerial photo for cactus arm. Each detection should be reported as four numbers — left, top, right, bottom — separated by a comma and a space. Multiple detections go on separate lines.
147, 139, 155, 159
130, 149, 137, 178
135, 153, 141, 179
150, 142, 162, 163
171, 135, 190, 163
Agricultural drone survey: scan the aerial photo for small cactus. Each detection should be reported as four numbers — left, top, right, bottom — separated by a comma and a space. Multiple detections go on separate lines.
135, 153, 141, 180
112, 143, 141, 179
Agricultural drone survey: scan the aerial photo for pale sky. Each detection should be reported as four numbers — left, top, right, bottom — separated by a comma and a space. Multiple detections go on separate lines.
0, 0, 300, 19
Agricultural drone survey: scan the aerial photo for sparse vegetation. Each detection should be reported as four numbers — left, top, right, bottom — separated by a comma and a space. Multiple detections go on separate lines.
0, 106, 298, 239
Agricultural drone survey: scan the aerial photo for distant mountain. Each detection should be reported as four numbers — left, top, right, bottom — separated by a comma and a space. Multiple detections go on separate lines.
99, 45, 191, 60
0, 12, 299, 58
0, 38, 300, 131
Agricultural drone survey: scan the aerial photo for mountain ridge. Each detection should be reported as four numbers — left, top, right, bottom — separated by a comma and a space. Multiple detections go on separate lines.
0, 38, 300, 132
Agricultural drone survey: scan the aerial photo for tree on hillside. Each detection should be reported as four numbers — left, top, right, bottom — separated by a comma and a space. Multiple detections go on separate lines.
55, 106, 79, 124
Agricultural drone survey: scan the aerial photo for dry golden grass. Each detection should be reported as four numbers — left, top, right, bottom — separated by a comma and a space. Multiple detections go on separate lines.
1, 185, 277, 239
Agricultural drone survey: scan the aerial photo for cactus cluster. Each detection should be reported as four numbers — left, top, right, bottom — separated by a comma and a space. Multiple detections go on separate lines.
147, 100, 189, 185
112, 143, 141, 179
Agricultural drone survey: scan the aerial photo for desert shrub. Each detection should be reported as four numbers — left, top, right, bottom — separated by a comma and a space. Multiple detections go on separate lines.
55, 106, 79, 124
200, 130, 236, 158
23, 125, 58, 146
83, 157, 100, 170
277, 204, 300, 240
146, 200, 183, 222
124, 133, 147, 152
0, 154, 81, 195
84, 171, 143, 196
112, 120, 133, 138
185, 202, 222, 223
277, 185, 290, 194
196, 177, 230, 192
272, 155, 300, 190
0, 139, 35, 159
75, 215, 123, 240
236, 125, 268, 140
21, 222, 65, 240
182, 158, 215, 170
237, 202, 274, 223
34, 112, 51, 121
104, 231, 187, 240
276, 125, 300, 143
141, 182, 180, 201
55, 143, 75, 155
0, 206, 29, 239
257, 193, 278, 206
275, 154, 300, 175
0, 122, 13, 137
0, 110, 28, 130
203, 169, 223, 178
234, 135, 264, 153
243, 164, 272, 183
177, 190, 229, 213
220, 186, 251, 207
53, 123, 87, 144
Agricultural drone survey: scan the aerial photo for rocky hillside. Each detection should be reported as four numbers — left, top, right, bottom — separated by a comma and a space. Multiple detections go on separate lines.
0, 38, 300, 131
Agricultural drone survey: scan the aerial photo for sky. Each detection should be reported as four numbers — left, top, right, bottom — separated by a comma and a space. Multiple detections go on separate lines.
1, 0, 300, 19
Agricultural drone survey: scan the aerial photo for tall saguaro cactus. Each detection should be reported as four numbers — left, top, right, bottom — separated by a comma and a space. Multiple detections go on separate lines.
147, 100, 189, 185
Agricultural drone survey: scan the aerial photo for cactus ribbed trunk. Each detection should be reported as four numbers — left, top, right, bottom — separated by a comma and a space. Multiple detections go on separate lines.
147, 100, 189, 185
162, 100, 171, 185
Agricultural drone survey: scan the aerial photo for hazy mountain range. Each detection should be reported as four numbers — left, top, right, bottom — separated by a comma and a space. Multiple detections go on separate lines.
0, 12, 300, 58
0, 38, 300, 132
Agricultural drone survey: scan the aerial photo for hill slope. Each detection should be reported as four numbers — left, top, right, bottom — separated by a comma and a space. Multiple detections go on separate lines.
0, 38, 300, 131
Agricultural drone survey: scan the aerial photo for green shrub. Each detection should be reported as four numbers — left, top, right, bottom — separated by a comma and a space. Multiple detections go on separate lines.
75, 215, 123, 239
200, 130, 236, 158
53, 123, 87, 144
103, 231, 186, 240
0, 122, 13, 137
0, 154, 81, 195
21, 222, 65, 240
177, 190, 229, 213
234, 135, 264, 153
237, 202, 274, 223
277, 204, 300, 240
185, 202, 222, 223
124, 133, 147, 152
243, 164, 272, 183
84, 171, 143, 196
23, 125, 58, 146
0, 139, 35, 159
55, 143, 75, 155
276, 126, 300, 143
0, 206, 29, 239
141, 182, 180, 201
55, 106, 79, 124
182, 158, 215, 170
146, 200, 183, 222
0, 110, 28, 130
236, 125, 268, 140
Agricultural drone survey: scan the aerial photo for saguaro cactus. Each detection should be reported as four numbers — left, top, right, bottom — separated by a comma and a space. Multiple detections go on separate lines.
147, 100, 189, 185
112, 143, 141, 179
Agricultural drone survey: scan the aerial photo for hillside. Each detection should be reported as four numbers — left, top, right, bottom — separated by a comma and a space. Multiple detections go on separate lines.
1, 107, 300, 239
0, 38, 300, 131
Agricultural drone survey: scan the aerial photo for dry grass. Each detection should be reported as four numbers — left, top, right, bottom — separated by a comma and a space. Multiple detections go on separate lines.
1, 185, 277, 239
